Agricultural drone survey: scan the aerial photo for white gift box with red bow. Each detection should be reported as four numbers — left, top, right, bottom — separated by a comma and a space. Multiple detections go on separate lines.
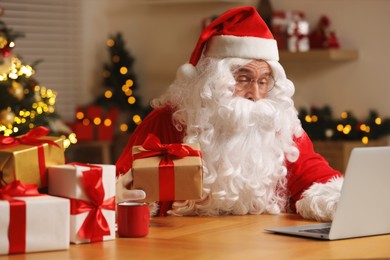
0, 184, 69, 255
48, 163, 116, 244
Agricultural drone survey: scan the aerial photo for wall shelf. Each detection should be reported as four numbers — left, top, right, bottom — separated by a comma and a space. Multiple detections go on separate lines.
279, 49, 358, 62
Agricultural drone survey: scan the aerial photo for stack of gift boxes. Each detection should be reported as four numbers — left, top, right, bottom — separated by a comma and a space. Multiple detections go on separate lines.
69, 105, 119, 142
0, 128, 203, 255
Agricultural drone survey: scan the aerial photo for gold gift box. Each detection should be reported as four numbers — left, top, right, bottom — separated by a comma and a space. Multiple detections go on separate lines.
132, 143, 203, 202
0, 136, 65, 188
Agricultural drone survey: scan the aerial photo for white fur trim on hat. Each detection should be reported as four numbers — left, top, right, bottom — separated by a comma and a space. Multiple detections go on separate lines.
204, 35, 279, 62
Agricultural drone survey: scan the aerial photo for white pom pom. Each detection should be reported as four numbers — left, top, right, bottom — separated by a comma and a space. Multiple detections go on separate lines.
176, 63, 197, 80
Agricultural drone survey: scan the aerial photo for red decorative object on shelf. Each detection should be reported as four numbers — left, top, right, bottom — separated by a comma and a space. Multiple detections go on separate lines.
69, 106, 119, 141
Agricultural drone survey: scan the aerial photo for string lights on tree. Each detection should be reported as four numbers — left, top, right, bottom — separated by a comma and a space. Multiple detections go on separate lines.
0, 14, 75, 148
299, 106, 390, 144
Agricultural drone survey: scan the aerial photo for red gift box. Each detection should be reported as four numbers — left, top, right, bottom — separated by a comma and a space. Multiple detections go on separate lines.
84, 106, 103, 120
69, 122, 94, 141
96, 124, 115, 141
82, 106, 119, 124
70, 106, 119, 141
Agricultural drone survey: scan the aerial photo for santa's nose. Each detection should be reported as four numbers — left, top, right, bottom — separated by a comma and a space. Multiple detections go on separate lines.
242, 83, 266, 101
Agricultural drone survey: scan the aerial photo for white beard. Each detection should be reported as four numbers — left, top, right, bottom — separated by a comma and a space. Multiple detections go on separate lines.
152, 57, 303, 216
169, 96, 301, 216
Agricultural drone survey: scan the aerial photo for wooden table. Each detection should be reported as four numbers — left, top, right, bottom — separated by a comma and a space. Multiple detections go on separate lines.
4, 214, 390, 259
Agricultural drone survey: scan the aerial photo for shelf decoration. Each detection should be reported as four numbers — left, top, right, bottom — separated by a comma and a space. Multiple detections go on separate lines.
271, 11, 341, 52
309, 15, 340, 49
286, 12, 310, 52
271, 11, 309, 52
298, 105, 390, 144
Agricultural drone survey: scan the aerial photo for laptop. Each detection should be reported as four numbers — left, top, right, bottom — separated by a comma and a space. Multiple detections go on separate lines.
265, 146, 390, 240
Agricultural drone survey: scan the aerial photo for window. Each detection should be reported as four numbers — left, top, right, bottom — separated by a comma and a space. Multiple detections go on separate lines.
1, 0, 82, 122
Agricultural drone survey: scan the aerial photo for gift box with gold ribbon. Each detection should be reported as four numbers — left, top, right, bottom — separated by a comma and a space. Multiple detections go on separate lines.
132, 134, 203, 202
0, 127, 65, 188
48, 162, 116, 244
0, 181, 70, 255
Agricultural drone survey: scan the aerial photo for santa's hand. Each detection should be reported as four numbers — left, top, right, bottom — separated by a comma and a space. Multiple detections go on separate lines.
296, 177, 343, 222
116, 170, 146, 203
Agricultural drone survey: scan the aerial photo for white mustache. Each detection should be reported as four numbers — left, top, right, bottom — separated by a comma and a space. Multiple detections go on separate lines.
217, 97, 278, 131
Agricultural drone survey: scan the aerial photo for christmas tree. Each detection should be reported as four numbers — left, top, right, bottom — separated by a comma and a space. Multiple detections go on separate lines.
93, 32, 151, 133
0, 15, 74, 147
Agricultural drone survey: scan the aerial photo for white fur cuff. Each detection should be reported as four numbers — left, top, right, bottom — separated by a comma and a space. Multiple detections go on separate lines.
296, 177, 344, 222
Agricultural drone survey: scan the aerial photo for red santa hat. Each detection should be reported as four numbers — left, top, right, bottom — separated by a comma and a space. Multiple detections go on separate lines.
189, 6, 279, 66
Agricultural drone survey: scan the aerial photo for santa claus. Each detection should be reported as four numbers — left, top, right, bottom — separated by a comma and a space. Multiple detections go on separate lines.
116, 6, 343, 222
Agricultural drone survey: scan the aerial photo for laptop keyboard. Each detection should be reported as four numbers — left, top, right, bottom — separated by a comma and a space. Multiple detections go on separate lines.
300, 227, 331, 234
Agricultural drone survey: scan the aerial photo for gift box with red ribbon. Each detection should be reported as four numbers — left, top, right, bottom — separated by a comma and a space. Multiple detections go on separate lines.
285, 11, 310, 52
272, 11, 310, 52
70, 106, 119, 141
0, 181, 70, 255
132, 134, 203, 202
0, 127, 65, 188
48, 162, 116, 244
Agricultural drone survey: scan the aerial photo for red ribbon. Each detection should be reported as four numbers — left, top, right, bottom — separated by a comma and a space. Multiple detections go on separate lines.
0, 126, 61, 187
292, 21, 306, 52
133, 134, 201, 201
68, 163, 115, 242
0, 181, 41, 254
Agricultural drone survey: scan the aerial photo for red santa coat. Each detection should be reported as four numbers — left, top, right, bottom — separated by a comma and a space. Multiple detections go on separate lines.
116, 105, 342, 214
